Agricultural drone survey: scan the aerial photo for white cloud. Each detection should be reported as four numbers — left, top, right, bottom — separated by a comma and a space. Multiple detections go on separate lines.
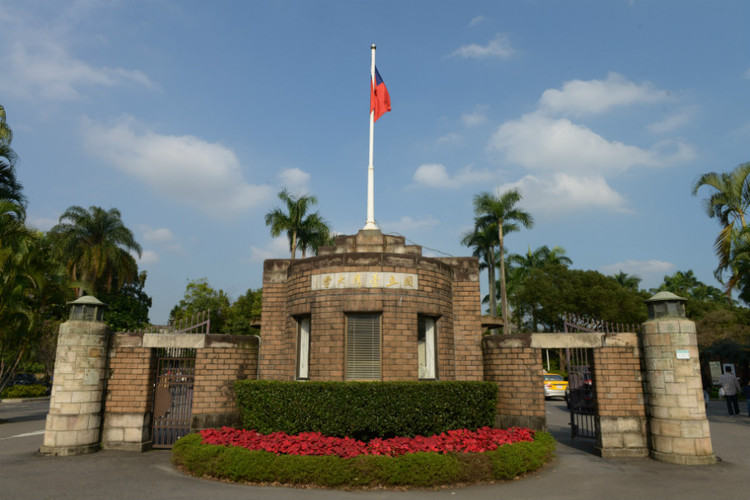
539, 72, 669, 117
413, 163, 495, 188
469, 15, 486, 27
278, 168, 311, 194
436, 132, 463, 145
1, 39, 155, 101
248, 237, 290, 262
461, 106, 489, 127
82, 117, 274, 218
381, 216, 440, 234
141, 226, 176, 244
489, 112, 694, 176
135, 249, 160, 265
483, 73, 695, 215
599, 259, 675, 289
26, 215, 58, 231
647, 108, 694, 134
449, 34, 515, 60
504, 174, 630, 216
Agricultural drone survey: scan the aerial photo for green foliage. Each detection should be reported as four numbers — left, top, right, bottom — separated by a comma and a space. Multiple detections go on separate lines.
99, 271, 152, 332
170, 278, 231, 333
234, 381, 498, 441
511, 265, 648, 331
224, 288, 262, 335
172, 430, 555, 488
48, 205, 142, 297
265, 188, 331, 259
1, 384, 48, 398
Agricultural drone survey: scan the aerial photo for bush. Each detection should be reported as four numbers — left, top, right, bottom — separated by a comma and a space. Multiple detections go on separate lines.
234, 380, 497, 441
172, 430, 555, 488
1, 384, 49, 399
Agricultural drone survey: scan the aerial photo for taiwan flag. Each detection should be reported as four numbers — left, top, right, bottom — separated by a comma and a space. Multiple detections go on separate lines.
370, 66, 391, 122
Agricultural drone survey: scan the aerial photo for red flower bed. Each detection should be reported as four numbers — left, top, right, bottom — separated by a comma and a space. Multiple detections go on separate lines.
200, 427, 534, 459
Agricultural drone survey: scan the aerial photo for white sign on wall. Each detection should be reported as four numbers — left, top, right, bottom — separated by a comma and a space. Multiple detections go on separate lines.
311, 272, 418, 291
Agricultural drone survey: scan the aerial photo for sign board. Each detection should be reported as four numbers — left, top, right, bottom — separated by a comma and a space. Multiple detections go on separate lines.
311, 272, 418, 291
675, 349, 690, 360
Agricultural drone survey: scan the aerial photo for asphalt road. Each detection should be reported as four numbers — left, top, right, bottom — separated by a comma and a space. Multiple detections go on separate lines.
1, 398, 747, 500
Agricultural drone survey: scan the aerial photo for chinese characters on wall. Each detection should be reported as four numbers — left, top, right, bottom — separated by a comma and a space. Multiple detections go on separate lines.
311, 272, 418, 291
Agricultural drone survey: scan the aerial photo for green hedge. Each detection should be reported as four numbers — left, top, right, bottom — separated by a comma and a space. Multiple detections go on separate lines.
1, 384, 48, 399
234, 380, 498, 440
172, 431, 555, 488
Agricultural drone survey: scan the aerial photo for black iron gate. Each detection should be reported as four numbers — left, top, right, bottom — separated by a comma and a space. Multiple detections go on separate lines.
566, 347, 595, 439
152, 348, 196, 448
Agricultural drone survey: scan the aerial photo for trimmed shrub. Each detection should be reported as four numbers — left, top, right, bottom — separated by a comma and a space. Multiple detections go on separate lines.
1, 384, 48, 399
234, 380, 497, 440
172, 430, 556, 488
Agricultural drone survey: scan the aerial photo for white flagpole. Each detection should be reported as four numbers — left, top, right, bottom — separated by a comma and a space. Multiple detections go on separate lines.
363, 44, 378, 230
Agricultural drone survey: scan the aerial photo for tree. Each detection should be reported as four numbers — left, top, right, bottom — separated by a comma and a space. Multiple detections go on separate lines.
99, 271, 152, 332
461, 219, 499, 317
265, 189, 329, 260
472, 189, 534, 333
297, 213, 333, 258
225, 288, 263, 335
169, 278, 231, 333
612, 271, 642, 292
507, 245, 572, 329
513, 266, 647, 332
692, 162, 750, 297
0, 104, 12, 146
49, 205, 142, 296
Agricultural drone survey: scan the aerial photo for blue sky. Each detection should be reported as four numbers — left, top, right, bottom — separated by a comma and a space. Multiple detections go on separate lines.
2, 0, 749, 323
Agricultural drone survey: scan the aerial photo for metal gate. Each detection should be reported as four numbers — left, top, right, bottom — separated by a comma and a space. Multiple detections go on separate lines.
152, 348, 196, 448
566, 347, 595, 439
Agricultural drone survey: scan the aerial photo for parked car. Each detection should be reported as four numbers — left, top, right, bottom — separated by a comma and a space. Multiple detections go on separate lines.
543, 374, 568, 400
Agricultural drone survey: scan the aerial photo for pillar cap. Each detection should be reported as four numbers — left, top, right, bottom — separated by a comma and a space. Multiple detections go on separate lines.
67, 295, 107, 308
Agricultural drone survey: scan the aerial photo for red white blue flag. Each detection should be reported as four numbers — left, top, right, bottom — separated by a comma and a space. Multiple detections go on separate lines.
370, 66, 391, 122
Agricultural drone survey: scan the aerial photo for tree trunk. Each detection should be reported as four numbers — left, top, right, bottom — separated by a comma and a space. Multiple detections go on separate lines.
498, 223, 509, 334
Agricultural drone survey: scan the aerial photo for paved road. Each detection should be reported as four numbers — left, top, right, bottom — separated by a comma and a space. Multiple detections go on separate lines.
1, 398, 747, 500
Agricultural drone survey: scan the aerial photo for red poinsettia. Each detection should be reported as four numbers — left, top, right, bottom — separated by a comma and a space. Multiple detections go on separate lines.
200, 426, 534, 459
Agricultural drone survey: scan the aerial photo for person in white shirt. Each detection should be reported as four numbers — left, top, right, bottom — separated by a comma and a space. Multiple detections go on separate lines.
719, 366, 741, 416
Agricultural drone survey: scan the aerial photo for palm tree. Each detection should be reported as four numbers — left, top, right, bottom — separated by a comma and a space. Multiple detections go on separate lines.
49, 206, 142, 296
461, 220, 499, 317
507, 245, 571, 330
0, 104, 12, 146
692, 162, 750, 295
612, 271, 641, 292
297, 212, 333, 258
0, 144, 24, 207
472, 189, 534, 333
265, 188, 329, 259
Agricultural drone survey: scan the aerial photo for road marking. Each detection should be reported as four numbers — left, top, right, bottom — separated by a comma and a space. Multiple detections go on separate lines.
0, 430, 45, 440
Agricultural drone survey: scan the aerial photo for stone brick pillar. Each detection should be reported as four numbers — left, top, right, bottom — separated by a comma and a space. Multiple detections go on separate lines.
642, 292, 715, 465
41, 296, 109, 456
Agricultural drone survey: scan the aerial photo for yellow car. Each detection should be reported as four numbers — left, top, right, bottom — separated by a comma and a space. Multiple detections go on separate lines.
543, 374, 569, 400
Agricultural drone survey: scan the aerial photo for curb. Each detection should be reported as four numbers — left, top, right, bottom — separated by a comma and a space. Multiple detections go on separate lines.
0, 396, 51, 405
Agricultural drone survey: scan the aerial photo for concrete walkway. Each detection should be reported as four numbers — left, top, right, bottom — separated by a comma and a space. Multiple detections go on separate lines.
1, 399, 747, 500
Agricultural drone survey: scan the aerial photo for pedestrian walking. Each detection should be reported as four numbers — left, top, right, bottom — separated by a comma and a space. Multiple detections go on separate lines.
719, 366, 741, 416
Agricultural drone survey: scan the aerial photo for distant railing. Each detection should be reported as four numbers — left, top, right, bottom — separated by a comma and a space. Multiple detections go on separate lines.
121, 310, 211, 335
562, 313, 640, 334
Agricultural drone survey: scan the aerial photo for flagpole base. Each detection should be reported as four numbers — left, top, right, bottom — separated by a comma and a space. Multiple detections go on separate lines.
363, 221, 379, 230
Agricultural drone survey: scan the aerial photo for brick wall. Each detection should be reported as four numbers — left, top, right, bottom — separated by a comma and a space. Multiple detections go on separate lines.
258, 231, 482, 383
191, 335, 259, 429
106, 333, 154, 413
482, 334, 545, 430
593, 343, 646, 418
